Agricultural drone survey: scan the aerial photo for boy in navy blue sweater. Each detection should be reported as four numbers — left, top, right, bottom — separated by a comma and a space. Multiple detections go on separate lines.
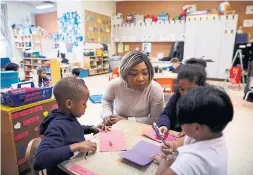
33, 77, 110, 175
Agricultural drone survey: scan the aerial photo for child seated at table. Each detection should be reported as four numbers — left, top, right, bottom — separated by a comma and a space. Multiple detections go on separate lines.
61, 53, 69, 64
72, 68, 85, 85
37, 67, 50, 87
155, 86, 233, 175
166, 58, 182, 73
33, 77, 110, 175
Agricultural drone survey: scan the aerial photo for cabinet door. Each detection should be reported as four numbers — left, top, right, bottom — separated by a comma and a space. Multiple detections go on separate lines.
183, 17, 198, 61
217, 15, 238, 79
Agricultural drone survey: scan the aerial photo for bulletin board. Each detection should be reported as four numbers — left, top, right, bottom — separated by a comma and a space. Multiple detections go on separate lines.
84, 10, 111, 44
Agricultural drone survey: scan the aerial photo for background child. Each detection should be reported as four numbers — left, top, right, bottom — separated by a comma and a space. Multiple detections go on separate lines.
5, 62, 19, 71
155, 86, 233, 175
61, 53, 69, 64
159, 64, 207, 133
72, 68, 85, 85
167, 58, 182, 73
33, 77, 110, 175
37, 67, 49, 87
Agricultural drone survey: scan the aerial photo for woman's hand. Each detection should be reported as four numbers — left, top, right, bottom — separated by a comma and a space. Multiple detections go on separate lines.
103, 116, 114, 126
96, 124, 111, 132
159, 126, 169, 136
110, 116, 127, 124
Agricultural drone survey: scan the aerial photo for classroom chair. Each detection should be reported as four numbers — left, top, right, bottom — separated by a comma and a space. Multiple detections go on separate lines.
154, 78, 175, 93
109, 67, 120, 81
244, 77, 253, 101
25, 137, 47, 175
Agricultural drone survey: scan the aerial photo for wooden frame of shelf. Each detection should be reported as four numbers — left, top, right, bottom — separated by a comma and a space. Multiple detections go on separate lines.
84, 56, 110, 76
23, 58, 61, 85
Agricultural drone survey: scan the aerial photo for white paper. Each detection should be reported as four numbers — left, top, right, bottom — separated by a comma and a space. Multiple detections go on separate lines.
246, 5, 253, 14
243, 20, 253, 27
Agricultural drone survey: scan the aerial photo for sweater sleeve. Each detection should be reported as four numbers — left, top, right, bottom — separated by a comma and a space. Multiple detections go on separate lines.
158, 93, 178, 129
101, 80, 116, 119
149, 84, 165, 124
33, 126, 73, 171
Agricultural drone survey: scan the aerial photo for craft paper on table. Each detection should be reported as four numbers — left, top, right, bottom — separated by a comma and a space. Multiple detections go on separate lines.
120, 140, 160, 166
124, 44, 130, 52
100, 130, 127, 152
118, 43, 124, 53
69, 164, 99, 175
143, 129, 177, 143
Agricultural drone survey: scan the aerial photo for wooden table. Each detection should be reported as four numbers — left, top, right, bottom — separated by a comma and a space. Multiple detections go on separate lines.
59, 120, 178, 175
1, 98, 57, 175
153, 73, 177, 93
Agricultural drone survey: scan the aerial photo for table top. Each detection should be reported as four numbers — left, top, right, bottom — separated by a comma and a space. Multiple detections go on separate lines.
59, 120, 178, 175
154, 73, 178, 79
1, 98, 55, 113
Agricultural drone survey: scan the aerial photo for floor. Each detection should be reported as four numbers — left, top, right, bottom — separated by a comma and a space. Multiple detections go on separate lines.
79, 74, 253, 175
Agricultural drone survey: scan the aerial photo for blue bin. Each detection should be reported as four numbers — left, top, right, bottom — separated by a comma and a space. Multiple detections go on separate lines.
0, 72, 19, 89
79, 69, 89, 78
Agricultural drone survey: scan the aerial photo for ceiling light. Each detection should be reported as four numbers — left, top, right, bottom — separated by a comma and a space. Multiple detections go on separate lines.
36, 4, 54, 9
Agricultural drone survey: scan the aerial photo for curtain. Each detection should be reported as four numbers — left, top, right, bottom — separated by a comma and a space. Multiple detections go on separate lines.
0, 3, 12, 57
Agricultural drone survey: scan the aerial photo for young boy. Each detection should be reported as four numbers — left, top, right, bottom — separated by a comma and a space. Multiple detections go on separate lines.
61, 53, 69, 64
155, 86, 233, 175
33, 77, 110, 175
167, 58, 182, 73
72, 68, 85, 85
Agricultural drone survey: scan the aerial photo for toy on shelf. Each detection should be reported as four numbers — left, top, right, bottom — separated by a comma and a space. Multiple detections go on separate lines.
126, 14, 135, 23
144, 15, 157, 23
158, 13, 169, 22
219, 1, 231, 14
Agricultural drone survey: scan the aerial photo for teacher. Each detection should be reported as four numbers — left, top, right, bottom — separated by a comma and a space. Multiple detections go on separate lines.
101, 51, 164, 125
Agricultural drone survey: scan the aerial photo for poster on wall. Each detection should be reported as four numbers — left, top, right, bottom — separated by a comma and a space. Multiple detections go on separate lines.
142, 43, 151, 56
246, 5, 253, 14
243, 20, 253, 27
58, 11, 83, 52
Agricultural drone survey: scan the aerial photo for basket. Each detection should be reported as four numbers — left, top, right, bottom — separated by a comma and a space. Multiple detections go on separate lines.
1, 82, 53, 107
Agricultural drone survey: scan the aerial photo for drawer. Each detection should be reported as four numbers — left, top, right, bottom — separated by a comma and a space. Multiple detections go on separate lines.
11, 101, 58, 173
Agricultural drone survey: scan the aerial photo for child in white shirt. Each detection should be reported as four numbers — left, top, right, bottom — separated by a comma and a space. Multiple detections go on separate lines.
155, 86, 233, 175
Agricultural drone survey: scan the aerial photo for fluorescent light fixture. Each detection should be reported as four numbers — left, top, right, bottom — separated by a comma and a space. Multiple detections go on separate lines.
36, 4, 54, 9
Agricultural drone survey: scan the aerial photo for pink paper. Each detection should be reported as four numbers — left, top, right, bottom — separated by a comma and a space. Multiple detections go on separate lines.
69, 164, 99, 175
15, 131, 28, 141
12, 106, 43, 119
100, 130, 127, 152
143, 129, 177, 143
23, 116, 40, 126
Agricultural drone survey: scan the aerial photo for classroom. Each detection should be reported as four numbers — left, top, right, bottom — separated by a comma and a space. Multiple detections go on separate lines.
0, 1, 253, 175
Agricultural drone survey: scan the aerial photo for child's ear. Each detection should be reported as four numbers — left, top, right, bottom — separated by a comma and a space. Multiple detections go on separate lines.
195, 124, 203, 135
65, 99, 72, 109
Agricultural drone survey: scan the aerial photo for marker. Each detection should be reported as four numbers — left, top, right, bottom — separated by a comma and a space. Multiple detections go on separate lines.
85, 152, 88, 160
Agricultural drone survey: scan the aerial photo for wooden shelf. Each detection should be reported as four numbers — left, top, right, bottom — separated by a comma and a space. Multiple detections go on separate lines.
84, 55, 110, 76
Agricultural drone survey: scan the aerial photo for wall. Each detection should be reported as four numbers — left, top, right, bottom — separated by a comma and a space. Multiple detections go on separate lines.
83, 1, 116, 55
35, 12, 58, 34
6, 1, 35, 59
116, 1, 253, 58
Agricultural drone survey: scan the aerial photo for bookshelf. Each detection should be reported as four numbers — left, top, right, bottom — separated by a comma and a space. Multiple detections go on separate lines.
84, 56, 110, 76
15, 34, 44, 54
23, 58, 60, 83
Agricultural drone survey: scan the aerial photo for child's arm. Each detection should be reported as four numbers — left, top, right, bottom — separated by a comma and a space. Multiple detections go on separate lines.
156, 157, 176, 175
33, 126, 73, 170
82, 124, 111, 134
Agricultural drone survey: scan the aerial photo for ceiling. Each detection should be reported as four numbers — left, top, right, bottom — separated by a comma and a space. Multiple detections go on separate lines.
19, 1, 57, 14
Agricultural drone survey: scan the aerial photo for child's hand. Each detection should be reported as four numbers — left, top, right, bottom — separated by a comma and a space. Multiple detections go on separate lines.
161, 141, 173, 156
70, 140, 97, 153
96, 124, 111, 132
159, 126, 169, 136
176, 131, 185, 138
